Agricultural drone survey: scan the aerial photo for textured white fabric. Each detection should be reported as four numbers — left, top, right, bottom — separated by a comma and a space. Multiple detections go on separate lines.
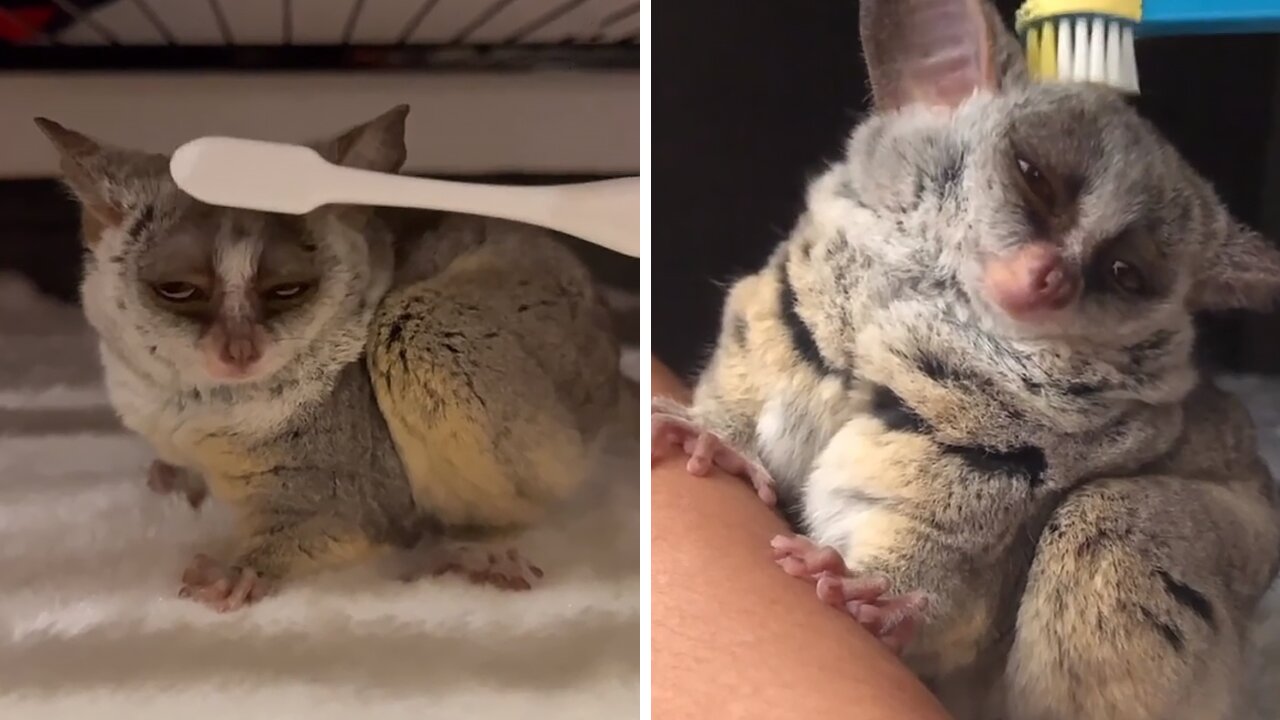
0, 273, 639, 720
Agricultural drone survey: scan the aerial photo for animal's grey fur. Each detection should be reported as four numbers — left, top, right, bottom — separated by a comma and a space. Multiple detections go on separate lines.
37, 110, 417, 561
36, 106, 628, 602
664, 1, 1280, 718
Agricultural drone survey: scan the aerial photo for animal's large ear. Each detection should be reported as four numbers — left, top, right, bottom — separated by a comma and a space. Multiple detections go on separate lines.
1190, 224, 1280, 311
860, 0, 1026, 112
34, 118, 165, 242
311, 104, 409, 174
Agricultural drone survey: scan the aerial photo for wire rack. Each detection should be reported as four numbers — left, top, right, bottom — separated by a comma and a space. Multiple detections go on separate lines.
0, 0, 640, 70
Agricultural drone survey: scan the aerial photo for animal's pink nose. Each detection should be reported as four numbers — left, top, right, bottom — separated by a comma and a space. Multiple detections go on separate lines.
982, 242, 1079, 319
219, 335, 261, 369
199, 320, 265, 381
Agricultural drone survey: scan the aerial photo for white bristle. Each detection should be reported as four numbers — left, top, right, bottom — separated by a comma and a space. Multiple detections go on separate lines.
1088, 17, 1107, 83
1039, 14, 1140, 93
1121, 24, 1140, 93
1105, 20, 1123, 87
1072, 18, 1090, 81
1058, 17, 1074, 81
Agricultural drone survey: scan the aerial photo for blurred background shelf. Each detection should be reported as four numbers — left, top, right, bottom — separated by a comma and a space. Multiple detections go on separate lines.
0, 0, 639, 51
0, 0, 640, 303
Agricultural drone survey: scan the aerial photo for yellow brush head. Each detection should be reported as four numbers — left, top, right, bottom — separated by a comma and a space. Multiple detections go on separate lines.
1015, 0, 1142, 92
1015, 0, 1142, 31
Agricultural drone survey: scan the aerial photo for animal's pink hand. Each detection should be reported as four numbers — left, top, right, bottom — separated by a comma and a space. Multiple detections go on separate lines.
772, 533, 929, 655
652, 411, 777, 506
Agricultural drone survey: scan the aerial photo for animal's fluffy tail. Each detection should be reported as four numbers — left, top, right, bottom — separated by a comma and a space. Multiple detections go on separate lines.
599, 284, 640, 347
601, 285, 641, 438
616, 360, 641, 438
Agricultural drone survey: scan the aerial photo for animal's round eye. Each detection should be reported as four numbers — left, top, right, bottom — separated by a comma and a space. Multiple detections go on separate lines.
1015, 154, 1056, 211
1016, 157, 1039, 180
152, 282, 203, 302
1109, 259, 1146, 295
267, 282, 310, 300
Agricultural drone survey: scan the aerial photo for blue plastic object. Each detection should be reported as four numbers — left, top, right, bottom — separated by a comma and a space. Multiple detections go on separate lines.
1140, 0, 1280, 37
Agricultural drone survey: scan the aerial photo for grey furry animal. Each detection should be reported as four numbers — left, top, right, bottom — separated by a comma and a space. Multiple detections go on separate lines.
38, 106, 632, 611
652, 1, 1280, 718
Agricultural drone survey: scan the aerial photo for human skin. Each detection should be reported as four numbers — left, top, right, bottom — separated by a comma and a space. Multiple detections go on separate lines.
651, 357, 952, 720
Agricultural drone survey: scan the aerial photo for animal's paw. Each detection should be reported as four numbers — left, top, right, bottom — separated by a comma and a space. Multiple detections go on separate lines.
179, 553, 270, 612
147, 460, 208, 509
771, 533, 850, 578
651, 405, 776, 506
771, 534, 928, 654
410, 542, 544, 591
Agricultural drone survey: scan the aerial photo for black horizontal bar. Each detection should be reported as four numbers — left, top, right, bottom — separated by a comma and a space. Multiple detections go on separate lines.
0, 42, 638, 72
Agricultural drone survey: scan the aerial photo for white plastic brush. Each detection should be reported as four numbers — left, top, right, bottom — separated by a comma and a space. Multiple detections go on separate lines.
1015, 0, 1142, 93
169, 136, 640, 258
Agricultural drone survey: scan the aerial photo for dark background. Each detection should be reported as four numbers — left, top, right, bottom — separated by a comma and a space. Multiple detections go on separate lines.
653, 0, 1280, 379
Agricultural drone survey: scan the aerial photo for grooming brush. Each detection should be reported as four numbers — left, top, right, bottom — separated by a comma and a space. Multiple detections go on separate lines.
1014, 0, 1280, 94
169, 137, 640, 258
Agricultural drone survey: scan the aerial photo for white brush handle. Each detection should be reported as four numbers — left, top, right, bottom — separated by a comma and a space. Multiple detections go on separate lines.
169, 137, 639, 258
331, 166, 639, 258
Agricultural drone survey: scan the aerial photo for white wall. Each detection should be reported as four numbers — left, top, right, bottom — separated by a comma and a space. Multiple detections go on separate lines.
0, 71, 639, 178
